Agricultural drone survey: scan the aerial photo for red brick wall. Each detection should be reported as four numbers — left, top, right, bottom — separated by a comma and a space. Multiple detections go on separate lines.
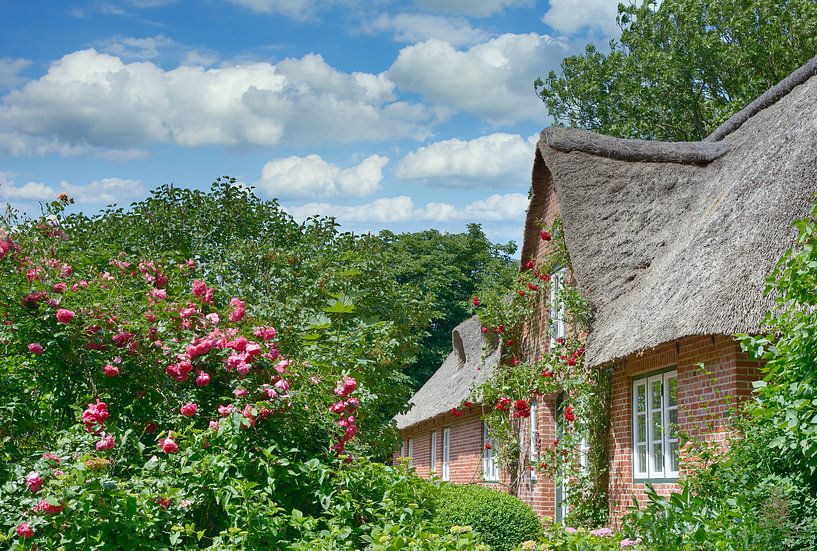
394, 408, 489, 484
523, 168, 561, 363
517, 393, 559, 519
608, 335, 763, 524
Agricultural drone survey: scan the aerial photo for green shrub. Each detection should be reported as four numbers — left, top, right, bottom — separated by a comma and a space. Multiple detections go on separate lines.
434, 483, 541, 551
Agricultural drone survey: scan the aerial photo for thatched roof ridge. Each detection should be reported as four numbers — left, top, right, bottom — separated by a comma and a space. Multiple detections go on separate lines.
395, 316, 499, 430
524, 54, 817, 369
544, 127, 729, 164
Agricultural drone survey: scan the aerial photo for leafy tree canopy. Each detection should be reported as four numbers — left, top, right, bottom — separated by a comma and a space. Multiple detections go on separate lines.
536, 0, 817, 141
379, 225, 517, 389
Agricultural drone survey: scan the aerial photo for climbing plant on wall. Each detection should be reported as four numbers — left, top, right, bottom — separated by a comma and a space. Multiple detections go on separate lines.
463, 219, 611, 527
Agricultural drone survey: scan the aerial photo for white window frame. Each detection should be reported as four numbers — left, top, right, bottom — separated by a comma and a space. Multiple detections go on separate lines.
549, 267, 568, 349
407, 438, 414, 467
442, 428, 451, 481
529, 401, 539, 480
632, 369, 679, 480
400, 440, 406, 458
483, 423, 499, 482
430, 431, 438, 475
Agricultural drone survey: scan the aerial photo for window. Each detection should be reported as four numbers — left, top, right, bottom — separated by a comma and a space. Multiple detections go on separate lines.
549, 267, 568, 349
529, 401, 539, 480
483, 423, 499, 482
633, 370, 679, 480
442, 428, 451, 481
407, 438, 414, 467
400, 440, 406, 458
430, 432, 438, 475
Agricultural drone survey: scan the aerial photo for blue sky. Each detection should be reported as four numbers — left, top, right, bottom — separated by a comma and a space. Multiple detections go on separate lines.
0, 0, 621, 247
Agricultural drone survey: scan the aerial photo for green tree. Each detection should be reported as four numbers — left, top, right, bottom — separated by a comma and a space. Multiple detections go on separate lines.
379, 225, 517, 389
536, 0, 817, 141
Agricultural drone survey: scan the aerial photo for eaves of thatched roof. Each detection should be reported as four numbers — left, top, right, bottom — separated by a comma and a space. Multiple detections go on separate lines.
523, 54, 817, 369
395, 316, 499, 430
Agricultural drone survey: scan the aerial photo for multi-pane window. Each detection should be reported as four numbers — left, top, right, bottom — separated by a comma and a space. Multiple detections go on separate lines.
430, 431, 438, 475
633, 370, 679, 480
407, 438, 414, 467
483, 423, 499, 482
549, 267, 568, 349
442, 428, 451, 481
529, 401, 539, 480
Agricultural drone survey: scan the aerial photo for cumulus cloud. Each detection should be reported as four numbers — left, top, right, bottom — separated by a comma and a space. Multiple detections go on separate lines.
255, 154, 388, 199
286, 192, 528, 223
0, 173, 146, 206
101, 35, 178, 61
0, 49, 431, 157
541, 0, 622, 36
396, 132, 536, 185
413, 0, 532, 17
389, 33, 572, 124
0, 58, 31, 90
362, 13, 489, 47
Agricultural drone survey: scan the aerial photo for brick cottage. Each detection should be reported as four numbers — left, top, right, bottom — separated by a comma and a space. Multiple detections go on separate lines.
395, 53, 817, 525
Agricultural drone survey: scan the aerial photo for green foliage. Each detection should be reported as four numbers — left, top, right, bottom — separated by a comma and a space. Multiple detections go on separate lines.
520, 524, 635, 551
536, 0, 817, 141
0, 189, 484, 549
614, 201, 817, 549
380, 224, 517, 389
35, 180, 433, 459
434, 483, 541, 551
473, 219, 607, 524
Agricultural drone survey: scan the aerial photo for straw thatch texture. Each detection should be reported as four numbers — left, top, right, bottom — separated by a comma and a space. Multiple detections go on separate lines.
395, 316, 499, 430
525, 54, 817, 369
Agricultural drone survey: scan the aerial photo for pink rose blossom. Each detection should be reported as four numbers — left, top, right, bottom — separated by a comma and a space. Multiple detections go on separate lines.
96, 434, 115, 450
33, 498, 64, 514
334, 376, 357, 397
28, 343, 44, 354
159, 436, 179, 454
180, 402, 198, 417
218, 404, 233, 417
26, 471, 43, 493
16, 522, 35, 539
229, 297, 245, 323
234, 388, 248, 398
42, 452, 60, 462
52, 282, 67, 293
253, 326, 277, 340
103, 364, 119, 376
82, 400, 109, 432
590, 528, 613, 538
195, 371, 211, 387
206, 313, 220, 325
209, 420, 219, 430
56, 308, 75, 323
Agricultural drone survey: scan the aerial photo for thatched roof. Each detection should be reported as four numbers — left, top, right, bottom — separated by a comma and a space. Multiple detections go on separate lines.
523, 54, 817, 369
395, 316, 499, 430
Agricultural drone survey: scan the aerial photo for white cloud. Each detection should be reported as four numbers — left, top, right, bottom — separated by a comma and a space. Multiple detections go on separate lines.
413, 0, 532, 17
396, 132, 536, 185
255, 154, 388, 199
227, 0, 315, 19
0, 58, 31, 90
0, 49, 431, 157
286, 192, 528, 223
0, 173, 146, 205
389, 33, 572, 124
99, 35, 220, 66
541, 0, 622, 36
101, 35, 178, 61
363, 13, 489, 47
